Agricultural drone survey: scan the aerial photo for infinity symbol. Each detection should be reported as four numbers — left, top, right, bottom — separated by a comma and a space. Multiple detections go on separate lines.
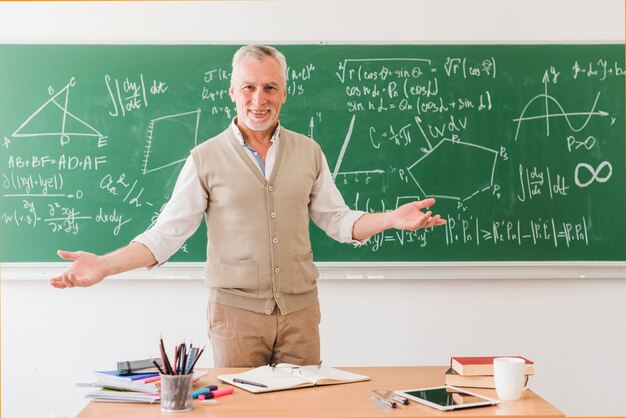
575, 161, 612, 188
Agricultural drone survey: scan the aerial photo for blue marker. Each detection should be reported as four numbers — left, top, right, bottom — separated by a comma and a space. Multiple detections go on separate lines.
192, 385, 218, 399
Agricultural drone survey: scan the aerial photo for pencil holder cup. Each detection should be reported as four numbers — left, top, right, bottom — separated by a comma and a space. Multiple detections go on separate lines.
160, 374, 193, 413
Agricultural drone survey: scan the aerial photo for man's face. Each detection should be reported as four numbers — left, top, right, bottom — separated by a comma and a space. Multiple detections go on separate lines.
229, 56, 287, 134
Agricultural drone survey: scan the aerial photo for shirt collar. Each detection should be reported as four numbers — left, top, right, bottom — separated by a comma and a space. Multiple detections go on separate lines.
230, 117, 281, 146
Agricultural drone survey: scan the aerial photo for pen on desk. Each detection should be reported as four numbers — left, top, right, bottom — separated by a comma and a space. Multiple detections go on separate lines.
233, 378, 268, 388
391, 395, 410, 405
381, 399, 398, 409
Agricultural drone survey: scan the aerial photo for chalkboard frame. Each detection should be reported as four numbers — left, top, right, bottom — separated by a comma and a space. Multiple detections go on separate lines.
2, 261, 626, 280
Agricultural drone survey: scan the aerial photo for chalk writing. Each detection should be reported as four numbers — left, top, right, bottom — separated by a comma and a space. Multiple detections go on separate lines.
11, 78, 106, 146
105, 74, 168, 117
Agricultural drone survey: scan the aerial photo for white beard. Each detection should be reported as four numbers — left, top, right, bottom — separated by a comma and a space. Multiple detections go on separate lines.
241, 111, 275, 132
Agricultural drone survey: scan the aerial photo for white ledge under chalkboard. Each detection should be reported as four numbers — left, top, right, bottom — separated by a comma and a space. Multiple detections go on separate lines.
2, 262, 626, 281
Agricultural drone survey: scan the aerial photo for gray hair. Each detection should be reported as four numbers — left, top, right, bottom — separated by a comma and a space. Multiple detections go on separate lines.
231, 44, 288, 87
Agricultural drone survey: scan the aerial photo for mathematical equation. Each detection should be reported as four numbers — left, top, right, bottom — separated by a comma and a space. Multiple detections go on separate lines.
366, 215, 589, 252
0, 199, 131, 236
338, 56, 495, 115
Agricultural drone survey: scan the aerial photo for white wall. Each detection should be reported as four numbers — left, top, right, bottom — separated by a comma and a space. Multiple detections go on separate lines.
1, 1, 624, 417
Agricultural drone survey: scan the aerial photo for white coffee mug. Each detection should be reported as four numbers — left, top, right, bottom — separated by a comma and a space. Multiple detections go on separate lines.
493, 357, 531, 401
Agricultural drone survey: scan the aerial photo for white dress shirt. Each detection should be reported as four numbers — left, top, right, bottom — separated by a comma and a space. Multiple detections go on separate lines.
134, 121, 366, 265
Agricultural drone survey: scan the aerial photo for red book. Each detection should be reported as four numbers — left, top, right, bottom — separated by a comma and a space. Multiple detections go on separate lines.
450, 356, 534, 376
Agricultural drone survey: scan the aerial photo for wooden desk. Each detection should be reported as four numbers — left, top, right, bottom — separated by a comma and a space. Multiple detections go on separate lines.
77, 366, 564, 417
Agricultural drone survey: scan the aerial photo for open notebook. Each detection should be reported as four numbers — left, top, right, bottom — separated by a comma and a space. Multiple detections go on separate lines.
218, 364, 370, 393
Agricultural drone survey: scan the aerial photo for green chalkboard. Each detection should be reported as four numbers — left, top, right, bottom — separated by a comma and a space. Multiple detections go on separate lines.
0, 44, 624, 263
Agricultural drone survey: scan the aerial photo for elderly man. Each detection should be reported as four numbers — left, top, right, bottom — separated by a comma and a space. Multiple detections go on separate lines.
50, 44, 445, 367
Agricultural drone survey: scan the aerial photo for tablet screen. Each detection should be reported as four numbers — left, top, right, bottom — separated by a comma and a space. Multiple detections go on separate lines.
396, 386, 499, 410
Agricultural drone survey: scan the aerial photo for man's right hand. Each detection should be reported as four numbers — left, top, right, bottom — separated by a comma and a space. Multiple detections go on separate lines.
49, 250, 109, 288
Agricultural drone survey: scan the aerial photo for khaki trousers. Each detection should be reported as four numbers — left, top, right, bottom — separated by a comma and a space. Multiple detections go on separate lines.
207, 300, 321, 367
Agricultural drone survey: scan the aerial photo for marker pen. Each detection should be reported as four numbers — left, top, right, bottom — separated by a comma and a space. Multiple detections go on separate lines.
199, 387, 233, 400
192, 385, 218, 399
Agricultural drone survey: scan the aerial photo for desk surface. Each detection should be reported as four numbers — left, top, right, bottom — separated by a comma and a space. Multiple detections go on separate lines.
76, 366, 564, 418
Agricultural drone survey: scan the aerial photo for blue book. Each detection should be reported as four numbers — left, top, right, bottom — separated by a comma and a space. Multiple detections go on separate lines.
95, 370, 159, 381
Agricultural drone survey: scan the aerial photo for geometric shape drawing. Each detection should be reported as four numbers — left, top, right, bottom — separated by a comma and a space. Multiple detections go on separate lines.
407, 138, 498, 201
12, 78, 105, 141
331, 114, 385, 180
142, 109, 201, 175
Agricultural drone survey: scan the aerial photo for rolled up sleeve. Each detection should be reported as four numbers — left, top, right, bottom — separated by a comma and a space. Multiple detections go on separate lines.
132, 156, 207, 266
309, 154, 368, 246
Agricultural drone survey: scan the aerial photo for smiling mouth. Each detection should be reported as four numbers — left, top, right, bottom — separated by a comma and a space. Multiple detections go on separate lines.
249, 109, 270, 116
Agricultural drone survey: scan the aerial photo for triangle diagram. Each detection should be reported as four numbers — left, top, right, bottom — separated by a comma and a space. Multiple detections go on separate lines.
13, 83, 104, 139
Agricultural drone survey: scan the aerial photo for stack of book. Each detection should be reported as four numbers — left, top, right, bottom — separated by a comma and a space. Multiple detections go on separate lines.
444, 356, 534, 389
78, 369, 208, 404
78, 370, 161, 404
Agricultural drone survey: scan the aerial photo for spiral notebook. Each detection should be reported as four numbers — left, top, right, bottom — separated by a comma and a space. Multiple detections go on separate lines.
85, 389, 160, 404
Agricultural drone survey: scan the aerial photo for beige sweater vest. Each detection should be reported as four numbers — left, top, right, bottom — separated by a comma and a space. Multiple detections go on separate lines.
191, 127, 322, 315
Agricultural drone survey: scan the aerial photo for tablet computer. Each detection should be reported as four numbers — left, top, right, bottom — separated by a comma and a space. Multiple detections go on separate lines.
394, 385, 500, 411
